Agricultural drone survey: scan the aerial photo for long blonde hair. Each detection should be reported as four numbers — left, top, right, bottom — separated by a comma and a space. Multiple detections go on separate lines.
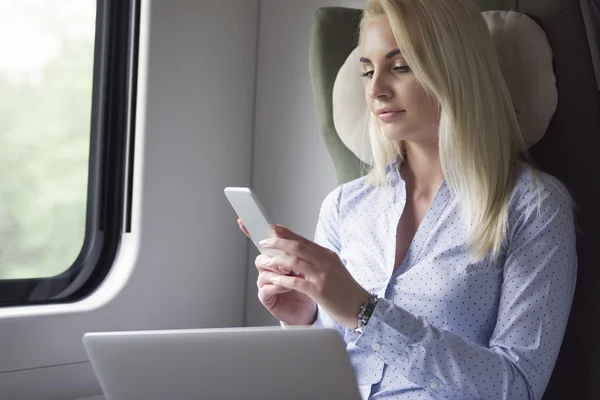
360, 0, 530, 261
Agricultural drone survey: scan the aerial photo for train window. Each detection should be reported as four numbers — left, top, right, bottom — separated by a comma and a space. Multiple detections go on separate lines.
0, 0, 139, 306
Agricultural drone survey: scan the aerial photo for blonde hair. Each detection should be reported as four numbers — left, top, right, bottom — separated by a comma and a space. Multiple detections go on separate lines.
360, 0, 531, 261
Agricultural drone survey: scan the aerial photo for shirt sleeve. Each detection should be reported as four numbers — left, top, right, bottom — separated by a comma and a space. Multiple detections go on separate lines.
354, 175, 577, 399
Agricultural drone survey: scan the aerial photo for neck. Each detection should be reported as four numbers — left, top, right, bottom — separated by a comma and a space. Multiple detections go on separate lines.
400, 140, 444, 193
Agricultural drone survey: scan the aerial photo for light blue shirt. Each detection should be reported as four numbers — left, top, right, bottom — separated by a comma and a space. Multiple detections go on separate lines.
310, 160, 577, 400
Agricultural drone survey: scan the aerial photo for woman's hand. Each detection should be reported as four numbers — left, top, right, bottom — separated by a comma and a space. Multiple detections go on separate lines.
238, 219, 317, 326
259, 224, 370, 330
255, 255, 318, 325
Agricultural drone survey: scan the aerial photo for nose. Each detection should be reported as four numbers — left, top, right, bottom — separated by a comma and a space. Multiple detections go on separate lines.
367, 72, 393, 100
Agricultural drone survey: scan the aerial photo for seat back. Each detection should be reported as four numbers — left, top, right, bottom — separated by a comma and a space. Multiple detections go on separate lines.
309, 2, 600, 398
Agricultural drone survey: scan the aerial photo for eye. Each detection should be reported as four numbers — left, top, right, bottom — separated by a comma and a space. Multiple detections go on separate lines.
360, 71, 374, 79
393, 65, 411, 73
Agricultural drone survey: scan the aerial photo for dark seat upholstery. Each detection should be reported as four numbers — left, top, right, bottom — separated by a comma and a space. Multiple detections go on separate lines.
309, 2, 600, 398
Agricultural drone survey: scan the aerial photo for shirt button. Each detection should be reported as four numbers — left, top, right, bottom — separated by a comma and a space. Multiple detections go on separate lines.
371, 343, 381, 351
429, 382, 439, 390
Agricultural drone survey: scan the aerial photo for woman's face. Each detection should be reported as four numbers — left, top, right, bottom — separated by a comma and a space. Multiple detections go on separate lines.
359, 17, 439, 144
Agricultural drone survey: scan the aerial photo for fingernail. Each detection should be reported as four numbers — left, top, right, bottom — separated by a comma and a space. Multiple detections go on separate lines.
270, 276, 279, 284
259, 239, 272, 247
278, 267, 292, 275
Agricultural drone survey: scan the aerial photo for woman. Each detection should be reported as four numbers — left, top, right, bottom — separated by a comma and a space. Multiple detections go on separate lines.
239, 0, 577, 398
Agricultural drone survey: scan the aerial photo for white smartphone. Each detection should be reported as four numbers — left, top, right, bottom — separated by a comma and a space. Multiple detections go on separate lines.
224, 187, 285, 259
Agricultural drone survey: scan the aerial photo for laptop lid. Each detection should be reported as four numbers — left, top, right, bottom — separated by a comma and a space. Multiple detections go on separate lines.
83, 326, 361, 400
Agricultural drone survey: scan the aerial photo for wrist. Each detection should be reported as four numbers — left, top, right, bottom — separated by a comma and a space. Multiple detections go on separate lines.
282, 302, 318, 326
348, 288, 371, 330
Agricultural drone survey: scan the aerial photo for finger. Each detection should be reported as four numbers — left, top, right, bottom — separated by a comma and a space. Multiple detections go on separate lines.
257, 271, 293, 289
237, 219, 251, 239
272, 225, 333, 260
271, 225, 320, 251
260, 236, 322, 267
258, 284, 291, 308
269, 274, 311, 296
255, 254, 292, 275
266, 253, 313, 276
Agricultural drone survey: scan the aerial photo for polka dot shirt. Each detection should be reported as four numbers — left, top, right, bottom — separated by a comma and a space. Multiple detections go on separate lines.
310, 160, 577, 400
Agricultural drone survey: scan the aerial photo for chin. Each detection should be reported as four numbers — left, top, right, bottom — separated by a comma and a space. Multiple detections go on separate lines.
380, 124, 436, 144
380, 126, 410, 141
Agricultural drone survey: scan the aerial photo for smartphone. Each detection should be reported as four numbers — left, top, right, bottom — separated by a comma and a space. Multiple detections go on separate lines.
224, 187, 285, 259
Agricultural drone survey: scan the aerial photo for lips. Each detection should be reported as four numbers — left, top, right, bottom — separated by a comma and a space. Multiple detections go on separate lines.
377, 109, 405, 123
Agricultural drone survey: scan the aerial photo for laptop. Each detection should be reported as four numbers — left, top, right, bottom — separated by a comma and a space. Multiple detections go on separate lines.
83, 326, 361, 400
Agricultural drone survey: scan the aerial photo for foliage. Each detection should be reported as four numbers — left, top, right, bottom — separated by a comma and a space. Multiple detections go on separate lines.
0, 0, 95, 279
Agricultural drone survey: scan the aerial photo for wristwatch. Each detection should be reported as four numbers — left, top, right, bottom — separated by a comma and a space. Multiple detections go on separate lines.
355, 294, 379, 333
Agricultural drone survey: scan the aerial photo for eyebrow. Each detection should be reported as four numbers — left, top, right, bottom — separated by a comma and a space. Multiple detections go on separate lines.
359, 49, 402, 64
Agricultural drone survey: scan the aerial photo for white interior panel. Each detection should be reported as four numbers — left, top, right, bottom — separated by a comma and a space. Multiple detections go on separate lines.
0, 0, 259, 398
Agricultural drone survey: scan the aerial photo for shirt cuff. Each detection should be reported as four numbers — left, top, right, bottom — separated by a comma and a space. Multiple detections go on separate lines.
354, 297, 420, 364
279, 308, 323, 329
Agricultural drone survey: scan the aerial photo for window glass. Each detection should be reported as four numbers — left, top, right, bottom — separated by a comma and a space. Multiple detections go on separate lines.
0, 0, 96, 279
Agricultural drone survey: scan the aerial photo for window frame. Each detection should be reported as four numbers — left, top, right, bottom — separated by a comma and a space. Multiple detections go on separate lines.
0, 0, 140, 307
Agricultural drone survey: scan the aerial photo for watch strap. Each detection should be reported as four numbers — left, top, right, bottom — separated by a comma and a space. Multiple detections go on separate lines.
355, 294, 379, 333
